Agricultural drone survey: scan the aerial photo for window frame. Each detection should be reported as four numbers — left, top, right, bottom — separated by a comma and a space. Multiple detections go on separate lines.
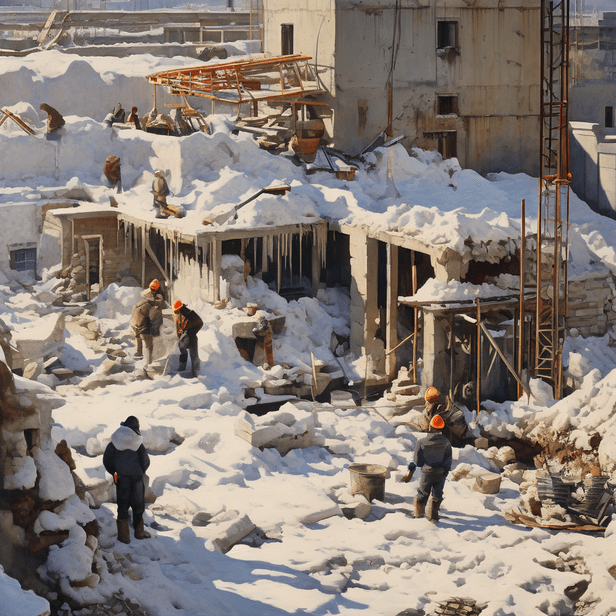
437, 21, 458, 50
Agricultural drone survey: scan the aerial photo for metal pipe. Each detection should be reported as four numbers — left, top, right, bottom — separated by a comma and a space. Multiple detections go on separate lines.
518, 198, 525, 399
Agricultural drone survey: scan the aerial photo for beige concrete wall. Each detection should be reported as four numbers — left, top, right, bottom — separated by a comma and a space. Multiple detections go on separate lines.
571, 121, 616, 216
264, 0, 540, 174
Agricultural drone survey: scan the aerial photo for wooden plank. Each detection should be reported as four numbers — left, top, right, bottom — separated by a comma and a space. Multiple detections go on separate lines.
37, 10, 59, 44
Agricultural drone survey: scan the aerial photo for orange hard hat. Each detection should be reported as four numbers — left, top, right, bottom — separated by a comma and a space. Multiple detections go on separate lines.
425, 386, 440, 402
149, 279, 160, 291
430, 415, 445, 430
173, 300, 183, 312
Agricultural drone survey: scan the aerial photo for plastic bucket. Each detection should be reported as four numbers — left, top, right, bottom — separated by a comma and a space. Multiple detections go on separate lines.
349, 463, 387, 502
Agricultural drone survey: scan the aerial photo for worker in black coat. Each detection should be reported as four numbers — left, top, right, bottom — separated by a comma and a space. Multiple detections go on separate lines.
103, 416, 151, 544
402, 414, 452, 522
173, 300, 203, 377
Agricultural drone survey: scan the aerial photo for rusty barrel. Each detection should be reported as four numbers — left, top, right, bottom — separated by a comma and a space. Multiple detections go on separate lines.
349, 463, 387, 502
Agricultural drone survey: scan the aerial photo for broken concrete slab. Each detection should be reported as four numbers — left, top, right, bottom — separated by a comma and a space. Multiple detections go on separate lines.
203, 510, 256, 553
235, 403, 316, 455
11, 313, 65, 369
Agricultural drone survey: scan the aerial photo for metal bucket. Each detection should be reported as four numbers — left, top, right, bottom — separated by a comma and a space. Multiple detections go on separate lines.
349, 463, 387, 502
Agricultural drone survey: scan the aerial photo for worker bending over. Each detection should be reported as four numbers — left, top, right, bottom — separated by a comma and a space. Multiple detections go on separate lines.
173, 300, 203, 377
403, 414, 452, 522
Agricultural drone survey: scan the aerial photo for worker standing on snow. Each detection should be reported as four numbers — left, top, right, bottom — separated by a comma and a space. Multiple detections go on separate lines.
103, 416, 151, 544
173, 300, 203, 377
151, 170, 170, 218
129, 291, 163, 366
402, 414, 452, 522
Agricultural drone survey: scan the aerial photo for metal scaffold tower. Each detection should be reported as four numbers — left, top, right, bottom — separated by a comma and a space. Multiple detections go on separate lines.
535, 0, 570, 397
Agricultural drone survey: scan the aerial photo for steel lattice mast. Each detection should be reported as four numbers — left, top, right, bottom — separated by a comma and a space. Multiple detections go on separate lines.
535, 0, 570, 397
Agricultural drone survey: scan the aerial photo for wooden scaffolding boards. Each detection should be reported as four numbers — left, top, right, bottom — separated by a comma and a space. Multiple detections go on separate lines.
146, 55, 325, 114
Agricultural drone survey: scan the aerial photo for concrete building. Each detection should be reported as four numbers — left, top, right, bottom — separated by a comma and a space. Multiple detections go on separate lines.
570, 12, 616, 216
262, 0, 541, 175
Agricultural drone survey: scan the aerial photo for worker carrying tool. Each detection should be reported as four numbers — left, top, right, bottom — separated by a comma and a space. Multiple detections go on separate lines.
402, 414, 452, 522
103, 415, 151, 544
173, 300, 203, 377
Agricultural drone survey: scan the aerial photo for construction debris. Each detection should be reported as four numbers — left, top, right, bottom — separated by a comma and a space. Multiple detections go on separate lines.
0, 108, 35, 135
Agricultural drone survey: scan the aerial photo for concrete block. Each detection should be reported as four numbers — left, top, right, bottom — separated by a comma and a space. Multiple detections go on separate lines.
494, 446, 516, 469
474, 472, 501, 494
205, 511, 256, 553
474, 437, 489, 450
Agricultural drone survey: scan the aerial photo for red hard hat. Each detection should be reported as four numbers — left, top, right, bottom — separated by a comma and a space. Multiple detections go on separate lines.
425, 387, 440, 402
173, 300, 183, 312
430, 415, 445, 430
149, 279, 160, 291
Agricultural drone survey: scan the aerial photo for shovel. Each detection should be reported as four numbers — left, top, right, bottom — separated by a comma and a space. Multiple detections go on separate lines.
202, 184, 290, 226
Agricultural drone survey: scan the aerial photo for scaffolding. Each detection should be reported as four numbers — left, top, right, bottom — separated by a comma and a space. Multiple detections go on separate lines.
535, 0, 570, 397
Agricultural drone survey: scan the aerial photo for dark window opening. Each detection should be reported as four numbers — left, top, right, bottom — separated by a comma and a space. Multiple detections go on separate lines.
437, 95, 458, 115
11, 248, 36, 272
437, 21, 457, 49
281, 24, 294, 56
425, 131, 457, 160
24, 428, 39, 453
606, 106, 614, 128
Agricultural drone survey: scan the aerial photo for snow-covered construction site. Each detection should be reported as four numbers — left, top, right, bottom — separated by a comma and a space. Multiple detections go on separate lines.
4, 2, 616, 616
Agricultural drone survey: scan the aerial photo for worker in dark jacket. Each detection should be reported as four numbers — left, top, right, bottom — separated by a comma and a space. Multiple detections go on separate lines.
402, 414, 452, 522
173, 300, 203, 377
103, 416, 151, 544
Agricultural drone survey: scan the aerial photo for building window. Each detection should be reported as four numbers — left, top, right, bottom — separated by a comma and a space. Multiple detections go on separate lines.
437, 21, 457, 49
10, 247, 36, 272
281, 24, 294, 56
437, 95, 458, 115
606, 106, 614, 128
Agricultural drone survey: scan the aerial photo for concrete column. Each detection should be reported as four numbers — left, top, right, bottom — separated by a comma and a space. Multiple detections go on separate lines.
213, 238, 222, 301
421, 310, 450, 394
386, 242, 398, 379
349, 229, 378, 357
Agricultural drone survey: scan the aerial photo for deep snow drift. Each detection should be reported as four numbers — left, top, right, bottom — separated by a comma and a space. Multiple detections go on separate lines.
2, 49, 616, 616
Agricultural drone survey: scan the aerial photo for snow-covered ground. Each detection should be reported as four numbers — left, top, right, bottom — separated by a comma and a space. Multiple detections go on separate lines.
3, 49, 616, 616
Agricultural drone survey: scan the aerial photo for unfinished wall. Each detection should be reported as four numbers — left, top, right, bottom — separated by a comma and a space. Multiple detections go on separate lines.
568, 272, 616, 338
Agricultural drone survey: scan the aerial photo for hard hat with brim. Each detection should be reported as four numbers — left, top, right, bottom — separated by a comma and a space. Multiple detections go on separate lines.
430, 415, 445, 430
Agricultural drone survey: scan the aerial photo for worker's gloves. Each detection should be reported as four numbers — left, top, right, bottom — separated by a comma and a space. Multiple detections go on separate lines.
401, 462, 417, 483
401, 470, 414, 483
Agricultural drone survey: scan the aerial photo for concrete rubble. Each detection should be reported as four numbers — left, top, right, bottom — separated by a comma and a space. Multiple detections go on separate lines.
234, 402, 316, 455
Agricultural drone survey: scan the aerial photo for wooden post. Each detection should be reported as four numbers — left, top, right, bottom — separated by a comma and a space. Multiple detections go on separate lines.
476, 299, 481, 414
141, 227, 146, 288
412, 249, 418, 383
385, 242, 398, 379
311, 231, 319, 297
518, 198, 526, 398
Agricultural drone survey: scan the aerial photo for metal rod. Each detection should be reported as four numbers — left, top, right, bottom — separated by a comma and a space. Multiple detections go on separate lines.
476, 299, 481, 414
518, 198, 525, 399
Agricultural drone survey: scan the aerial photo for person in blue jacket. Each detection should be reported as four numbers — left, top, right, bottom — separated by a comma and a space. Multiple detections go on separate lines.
402, 414, 452, 522
103, 416, 151, 544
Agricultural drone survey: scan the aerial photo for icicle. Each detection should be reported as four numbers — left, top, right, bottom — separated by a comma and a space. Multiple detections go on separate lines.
289, 232, 294, 285
299, 225, 303, 282
277, 234, 281, 294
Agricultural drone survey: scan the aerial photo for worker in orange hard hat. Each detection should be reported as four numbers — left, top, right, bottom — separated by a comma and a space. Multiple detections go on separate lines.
422, 386, 452, 440
173, 300, 203, 377
401, 414, 452, 522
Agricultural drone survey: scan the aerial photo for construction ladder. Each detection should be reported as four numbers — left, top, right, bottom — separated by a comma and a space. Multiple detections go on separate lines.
535, 0, 571, 398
